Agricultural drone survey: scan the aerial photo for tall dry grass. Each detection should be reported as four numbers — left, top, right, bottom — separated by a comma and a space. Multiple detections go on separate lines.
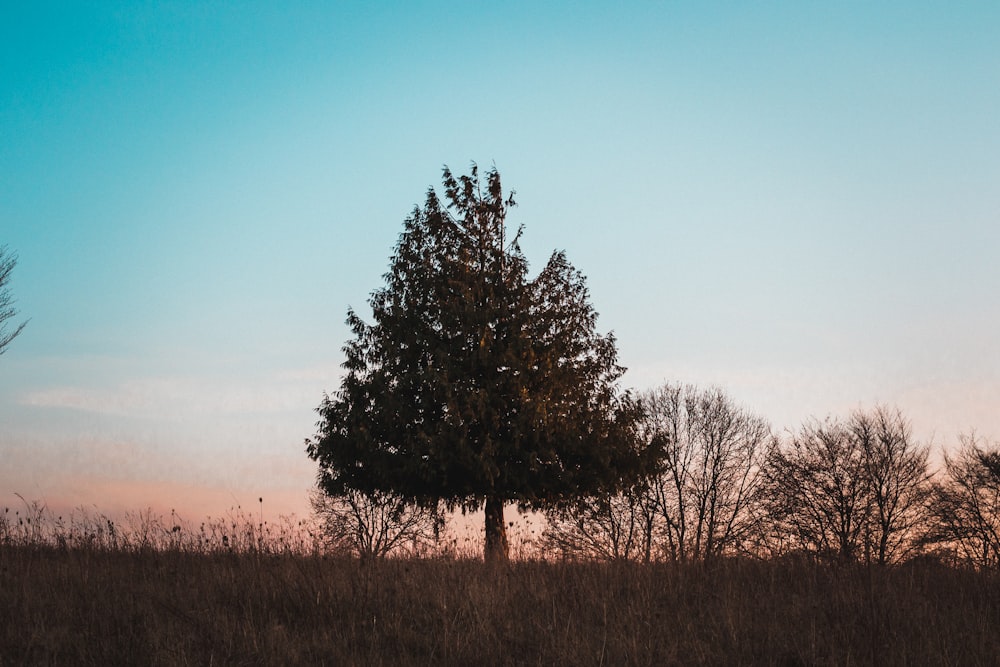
3, 501, 1000, 665
0, 496, 323, 556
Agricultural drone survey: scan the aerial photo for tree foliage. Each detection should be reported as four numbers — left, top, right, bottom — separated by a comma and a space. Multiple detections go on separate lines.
307, 164, 644, 562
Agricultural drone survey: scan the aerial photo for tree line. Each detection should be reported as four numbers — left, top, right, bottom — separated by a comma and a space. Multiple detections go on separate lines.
307, 165, 1000, 568
545, 389, 1000, 569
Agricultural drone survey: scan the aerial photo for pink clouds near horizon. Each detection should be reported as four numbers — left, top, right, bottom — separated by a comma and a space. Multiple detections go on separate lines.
4, 363, 999, 524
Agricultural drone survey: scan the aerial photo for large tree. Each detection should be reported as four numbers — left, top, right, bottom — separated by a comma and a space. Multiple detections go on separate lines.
0, 245, 28, 355
307, 165, 643, 562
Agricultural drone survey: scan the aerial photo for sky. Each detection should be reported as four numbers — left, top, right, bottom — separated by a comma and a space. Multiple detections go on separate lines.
2, 2, 998, 522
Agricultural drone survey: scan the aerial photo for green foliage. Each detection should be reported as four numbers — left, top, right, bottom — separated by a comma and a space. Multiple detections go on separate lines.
307, 165, 643, 517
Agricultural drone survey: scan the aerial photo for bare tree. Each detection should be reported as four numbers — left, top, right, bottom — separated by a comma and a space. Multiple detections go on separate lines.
764, 417, 871, 562
310, 488, 443, 559
641, 384, 773, 562
542, 480, 659, 562
927, 433, 1000, 569
850, 406, 932, 563
0, 246, 27, 355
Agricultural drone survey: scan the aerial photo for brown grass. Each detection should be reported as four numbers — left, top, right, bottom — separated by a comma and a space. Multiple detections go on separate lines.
2, 542, 1000, 666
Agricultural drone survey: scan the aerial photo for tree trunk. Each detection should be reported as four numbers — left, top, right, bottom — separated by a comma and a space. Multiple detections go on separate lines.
484, 496, 509, 564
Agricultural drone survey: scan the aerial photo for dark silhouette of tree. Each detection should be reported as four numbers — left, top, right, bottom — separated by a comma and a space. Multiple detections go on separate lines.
0, 245, 27, 355
542, 477, 658, 562
763, 417, 871, 562
541, 383, 772, 563
850, 405, 932, 564
640, 383, 773, 562
927, 433, 1000, 569
310, 488, 443, 559
763, 407, 932, 564
307, 164, 644, 563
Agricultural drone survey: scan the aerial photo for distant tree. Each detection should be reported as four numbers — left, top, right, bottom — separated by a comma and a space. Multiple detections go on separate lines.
927, 433, 1000, 569
307, 164, 646, 563
641, 383, 773, 562
542, 383, 772, 563
763, 408, 932, 564
763, 417, 871, 562
310, 488, 443, 559
0, 245, 27, 355
849, 406, 932, 564
542, 478, 658, 562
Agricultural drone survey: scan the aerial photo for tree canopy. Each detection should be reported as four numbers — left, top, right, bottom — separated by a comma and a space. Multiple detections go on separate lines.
307, 164, 644, 561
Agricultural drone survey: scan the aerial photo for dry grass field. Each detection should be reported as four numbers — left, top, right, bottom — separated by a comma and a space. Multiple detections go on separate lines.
3, 540, 1000, 666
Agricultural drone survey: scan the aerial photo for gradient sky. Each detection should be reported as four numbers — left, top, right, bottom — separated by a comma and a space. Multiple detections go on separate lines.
2, 2, 998, 521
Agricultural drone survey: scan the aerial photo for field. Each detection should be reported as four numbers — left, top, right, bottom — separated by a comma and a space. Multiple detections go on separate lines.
3, 542, 1000, 666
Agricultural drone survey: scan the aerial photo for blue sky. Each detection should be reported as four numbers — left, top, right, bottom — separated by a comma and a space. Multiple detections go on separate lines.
2, 2, 998, 519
